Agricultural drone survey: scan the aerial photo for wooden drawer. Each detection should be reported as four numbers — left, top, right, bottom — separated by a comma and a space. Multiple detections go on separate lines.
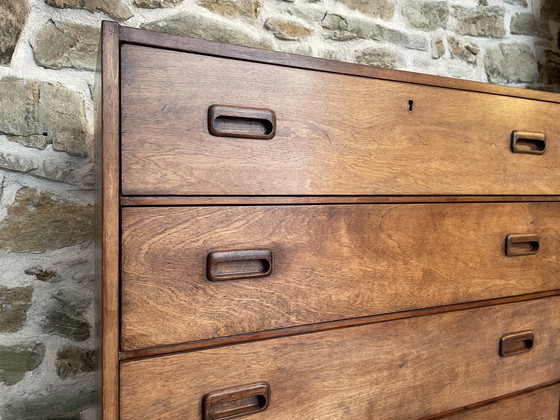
121, 202, 560, 351
120, 297, 560, 420
441, 385, 560, 420
120, 44, 560, 196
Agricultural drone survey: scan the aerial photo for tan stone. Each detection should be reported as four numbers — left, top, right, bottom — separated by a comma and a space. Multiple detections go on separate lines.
134, 0, 183, 8
0, 0, 29, 66
45, 0, 133, 21
0, 78, 90, 156
0, 187, 94, 252
336, 0, 395, 20
143, 13, 271, 49
265, 18, 312, 41
197, 0, 260, 20
355, 46, 404, 69
31, 20, 99, 71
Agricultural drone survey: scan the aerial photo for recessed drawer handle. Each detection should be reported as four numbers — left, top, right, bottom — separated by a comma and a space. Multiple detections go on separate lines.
505, 233, 540, 257
511, 131, 546, 155
203, 382, 271, 420
499, 331, 535, 357
208, 105, 276, 140
207, 249, 273, 281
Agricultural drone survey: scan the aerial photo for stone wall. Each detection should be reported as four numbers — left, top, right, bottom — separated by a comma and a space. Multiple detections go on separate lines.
0, 0, 558, 418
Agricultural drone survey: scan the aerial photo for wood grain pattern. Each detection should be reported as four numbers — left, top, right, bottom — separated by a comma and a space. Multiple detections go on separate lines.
119, 291, 560, 360
437, 384, 560, 420
121, 44, 560, 196
121, 203, 560, 351
95, 20, 121, 420
120, 195, 560, 206
120, 296, 560, 420
119, 25, 560, 105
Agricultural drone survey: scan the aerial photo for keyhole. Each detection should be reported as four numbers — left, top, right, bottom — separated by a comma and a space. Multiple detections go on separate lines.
408, 100, 414, 112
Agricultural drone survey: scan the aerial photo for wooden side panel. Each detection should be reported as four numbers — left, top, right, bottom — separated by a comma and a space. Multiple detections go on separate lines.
121, 203, 560, 350
96, 20, 120, 420
440, 384, 560, 420
121, 44, 560, 196
120, 297, 560, 420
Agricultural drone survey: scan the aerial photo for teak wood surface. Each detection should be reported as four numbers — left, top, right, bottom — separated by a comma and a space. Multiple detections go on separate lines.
121, 203, 560, 350
439, 384, 560, 420
119, 296, 560, 420
96, 21, 120, 420
99, 21, 560, 419
121, 44, 560, 196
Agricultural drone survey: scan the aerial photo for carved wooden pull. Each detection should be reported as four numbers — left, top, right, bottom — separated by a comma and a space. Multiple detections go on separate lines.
207, 249, 273, 281
203, 382, 271, 420
499, 331, 535, 357
511, 131, 546, 155
505, 234, 540, 257
208, 105, 276, 140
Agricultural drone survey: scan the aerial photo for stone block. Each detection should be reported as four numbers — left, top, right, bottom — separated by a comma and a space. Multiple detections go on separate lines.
42, 295, 91, 342
56, 346, 95, 379
143, 13, 272, 49
197, 0, 260, 20
403, 0, 449, 31
335, 0, 395, 20
0, 0, 29, 66
452, 5, 506, 38
484, 42, 538, 83
0, 78, 90, 156
0, 343, 45, 386
510, 13, 552, 39
0, 286, 33, 333
0, 187, 94, 253
45, 0, 133, 21
31, 20, 99, 71
355, 46, 405, 69
265, 18, 312, 41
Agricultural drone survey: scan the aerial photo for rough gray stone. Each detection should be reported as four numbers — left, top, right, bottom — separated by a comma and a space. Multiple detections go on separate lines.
42, 295, 91, 342
265, 18, 312, 41
452, 5, 506, 38
0, 78, 90, 156
431, 32, 445, 59
484, 43, 538, 83
335, 0, 395, 20
45, 0, 133, 21
0, 0, 29, 66
0, 143, 95, 187
448, 36, 480, 64
0, 286, 33, 333
25, 267, 62, 283
143, 13, 272, 49
31, 20, 99, 71
197, 0, 259, 19
542, 0, 560, 22
56, 346, 95, 379
134, 0, 183, 7
543, 50, 560, 85
505, 0, 527, 6
510, 13, 552, 39
0, 343, 45, 386
322, 13, 428, 50
287, 6, 327, 22
403, 0, 449, 31
355, 46, 404, 69
0, 187, 94, 253
2, 385, 94, 420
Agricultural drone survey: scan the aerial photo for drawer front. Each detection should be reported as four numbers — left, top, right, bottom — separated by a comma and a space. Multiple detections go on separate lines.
121, 203, 560, 351
442, 385, 560, 420
121, 44, 560, 196
120, 297, 560, 420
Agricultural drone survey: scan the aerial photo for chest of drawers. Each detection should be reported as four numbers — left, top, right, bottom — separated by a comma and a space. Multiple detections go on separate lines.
96, 21, 560, 419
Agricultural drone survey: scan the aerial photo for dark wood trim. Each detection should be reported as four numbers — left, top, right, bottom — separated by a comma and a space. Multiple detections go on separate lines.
119, 290, 560, 361
100, 20, 121, 420
422, 382, 560, 420
118, 24, 560, 104
120, 195, 560, 206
